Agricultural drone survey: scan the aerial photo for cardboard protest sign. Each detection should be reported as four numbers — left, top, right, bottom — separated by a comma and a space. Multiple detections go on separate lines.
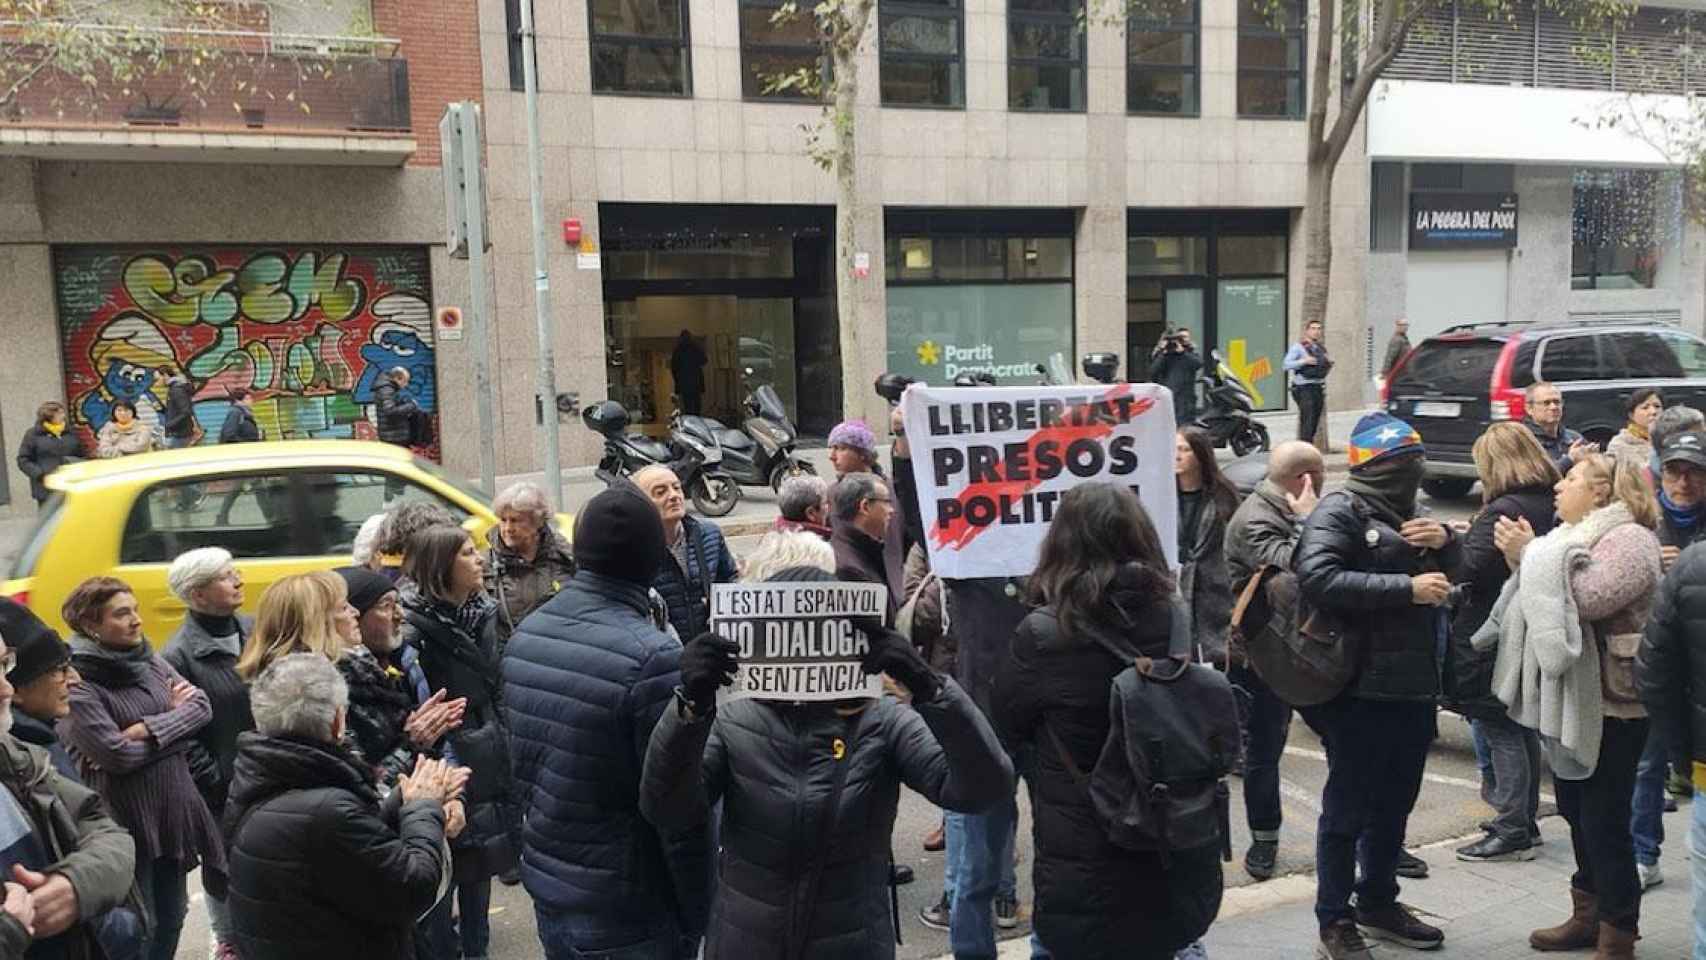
900, 382, 1178, 579
711, 581, 888, 702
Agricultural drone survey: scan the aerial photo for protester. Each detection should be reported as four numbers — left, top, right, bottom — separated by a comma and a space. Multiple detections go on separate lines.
831, 472, 905, 623
1606, 389, 1663, 474
503, 486, 709, 959
773, 474, 833, 540
1150, 328, 1204, 424
828, 419, 879, 477
1294, 413, 1457, 958
1175, 428, 1236, 665
1637, 539, 1706, 960
1382, 318, 1411, 378
1524, 382, 1592, 475
161, 374, 198, 449
632, 464, 738, 642
890, 405, 925, 552
95, 401, 155, 459
0, 603, 140, 960
740, 529, 836, 583
485, 481, 575, 649
641, 566, 1012, 960
379, 502, 460, 581
157, 548, 252, 959
333, 566, 465, 790
1648, 405, 1705, 487
670, 330, 707, 416
235, 571, 359, 682
1481, 454, 1660, 959
993, 482, 1221, 959
400, 524, 518, 960
1222, 440, 1323, 880
16, 401, 85, 507
223, 653, 462, 960
374, 367, 421, 448
1443, 424, 1559, 863
352, 513, 390, 571
58, 577, 225, 960
217, 389, 260, 445
1283, 319, 1331, 448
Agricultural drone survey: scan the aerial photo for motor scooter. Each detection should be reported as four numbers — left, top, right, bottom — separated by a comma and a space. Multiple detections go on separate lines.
676, 369, 814, 494
1192, 350, 1270, 457
582, 400, 742, 517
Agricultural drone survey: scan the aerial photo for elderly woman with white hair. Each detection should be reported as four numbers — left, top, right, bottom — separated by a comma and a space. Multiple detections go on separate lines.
161, 546, 254, 960
485, 480, 575, 646
224, 653, 465, 959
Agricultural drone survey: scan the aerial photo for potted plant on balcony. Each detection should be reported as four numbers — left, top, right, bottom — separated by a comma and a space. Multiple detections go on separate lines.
123, 93, 183, 126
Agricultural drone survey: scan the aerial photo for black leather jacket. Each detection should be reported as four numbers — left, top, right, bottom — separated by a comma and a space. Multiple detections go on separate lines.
1639, 542, 1706, 772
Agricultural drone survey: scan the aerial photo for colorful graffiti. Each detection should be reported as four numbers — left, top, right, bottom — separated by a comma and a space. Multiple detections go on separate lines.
54, 246, 437, 458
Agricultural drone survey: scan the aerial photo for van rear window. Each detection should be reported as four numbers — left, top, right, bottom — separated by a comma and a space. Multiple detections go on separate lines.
1389, 339, 1505, 396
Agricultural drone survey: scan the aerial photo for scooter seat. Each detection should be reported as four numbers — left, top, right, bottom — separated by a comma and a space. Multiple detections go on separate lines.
624, 435, 674, 462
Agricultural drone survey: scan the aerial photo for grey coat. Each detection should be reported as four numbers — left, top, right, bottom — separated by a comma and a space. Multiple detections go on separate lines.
1179, 490, 1234, 665
640, 680, 1013, 960
1222, 479, 1304, 665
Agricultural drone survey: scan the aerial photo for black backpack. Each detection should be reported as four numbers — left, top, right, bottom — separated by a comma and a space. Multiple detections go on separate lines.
1047, 600, 1241, 862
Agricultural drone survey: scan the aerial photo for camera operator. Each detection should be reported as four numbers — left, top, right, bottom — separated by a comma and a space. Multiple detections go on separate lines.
1149, 328, 1203, 424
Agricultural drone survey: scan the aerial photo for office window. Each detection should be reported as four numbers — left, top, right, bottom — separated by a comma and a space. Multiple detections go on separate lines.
1009, 0, 1085, 111
1572, 169, 1666, 290
1127, 0, 1198, 114
506, 0, 534, 92
588, 0, 691, 95
1237, 0, 1304, 117
740, 0, 827, 99
881, 0, 965, 106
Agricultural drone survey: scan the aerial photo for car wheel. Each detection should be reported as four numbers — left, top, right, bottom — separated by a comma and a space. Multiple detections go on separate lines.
1421, 477, 1475, 500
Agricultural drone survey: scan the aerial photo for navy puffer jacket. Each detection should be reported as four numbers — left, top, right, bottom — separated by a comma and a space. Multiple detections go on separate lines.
652, 516, 738, 641
502, 571, 709, 944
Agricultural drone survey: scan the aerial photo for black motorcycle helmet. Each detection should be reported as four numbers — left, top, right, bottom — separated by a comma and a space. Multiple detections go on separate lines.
874, 372, 917, 405
1081, 352, 1120, 384
952, 371, 997, 388
581, 400, 630, 437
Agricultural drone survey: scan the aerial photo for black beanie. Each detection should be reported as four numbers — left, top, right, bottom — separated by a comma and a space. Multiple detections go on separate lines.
335, 566, 398, 617
574, 486, 667, 584
1, 598, 69, 689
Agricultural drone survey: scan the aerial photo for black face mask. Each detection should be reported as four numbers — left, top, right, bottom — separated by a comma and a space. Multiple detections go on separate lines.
1345, 454, 1425, 525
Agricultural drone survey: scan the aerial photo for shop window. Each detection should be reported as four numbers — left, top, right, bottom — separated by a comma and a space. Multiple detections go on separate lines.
1127, 0, 1199, 115
1217, 235, 1286, 275
741, 0, 829, 100
1572, 169, 1668, 290
589, 0, 692, 96
1370, 162, 1405, 252
881, 0, 965, 106
1128, 236, 1208, 275
1009, 0, 1085, 111
1237, 0, 1304, 118
1007, 237, 1073, 279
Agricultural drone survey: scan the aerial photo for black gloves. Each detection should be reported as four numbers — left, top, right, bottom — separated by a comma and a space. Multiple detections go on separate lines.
859, 626, 941, 703
679, 632, 740, 714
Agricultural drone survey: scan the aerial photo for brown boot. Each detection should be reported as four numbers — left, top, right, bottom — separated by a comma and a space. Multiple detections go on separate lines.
1530, 888, 1598, 951
1592, 922, 1636, 960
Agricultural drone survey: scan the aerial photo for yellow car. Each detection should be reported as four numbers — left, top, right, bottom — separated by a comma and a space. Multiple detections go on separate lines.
2, 440, 572, 644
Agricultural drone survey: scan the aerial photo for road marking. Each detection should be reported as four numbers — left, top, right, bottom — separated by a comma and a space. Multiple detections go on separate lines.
1279, 776, 1322, 814
1282, 745, 1556, 804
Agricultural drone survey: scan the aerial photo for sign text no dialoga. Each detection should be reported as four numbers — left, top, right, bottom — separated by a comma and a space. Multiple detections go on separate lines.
711, 581, 888, 703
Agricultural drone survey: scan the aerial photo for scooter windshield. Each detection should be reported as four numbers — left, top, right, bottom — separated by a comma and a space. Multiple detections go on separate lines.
753, 384, 789, 422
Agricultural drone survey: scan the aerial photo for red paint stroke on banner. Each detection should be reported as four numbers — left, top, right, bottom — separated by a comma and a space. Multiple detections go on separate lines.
929, 383, 1155, 553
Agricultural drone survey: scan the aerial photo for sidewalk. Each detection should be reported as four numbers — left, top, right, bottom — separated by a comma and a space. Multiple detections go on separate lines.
955, 803, 1697, 959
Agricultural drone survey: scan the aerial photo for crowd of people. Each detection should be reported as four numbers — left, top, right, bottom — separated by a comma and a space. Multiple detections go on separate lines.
4, 367, 1706, 960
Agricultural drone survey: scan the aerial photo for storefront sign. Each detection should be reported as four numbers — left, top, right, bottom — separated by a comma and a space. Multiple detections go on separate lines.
1409, 193, 1519, 250
711, 582, 887, 703
900, 382, 1178, 578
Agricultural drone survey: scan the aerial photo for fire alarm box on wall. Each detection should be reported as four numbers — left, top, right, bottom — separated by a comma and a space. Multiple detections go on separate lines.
563, 218, 582, 245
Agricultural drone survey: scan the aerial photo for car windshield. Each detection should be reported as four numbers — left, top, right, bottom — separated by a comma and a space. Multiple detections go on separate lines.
1389, 339, 1505, 396
412, 456, 491, 505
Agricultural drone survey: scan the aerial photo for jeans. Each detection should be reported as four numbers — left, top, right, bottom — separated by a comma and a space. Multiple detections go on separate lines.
1230, 664, 1292, 836
943, 811, 1016, 902
1690, 786, 1706, 960
950, 795, 1019, 960
205, 891, 233, 945
1631, 726, 1670, 866
1471, 721, 1494, 804
533, 907, 685, 960
134, 856, 189, 960
1292, 383, 1325, 447
1300, 697, 1435, 929
420, 875, 493, 958
1475, 716, 1542, 844
1557, 716, 1648, 931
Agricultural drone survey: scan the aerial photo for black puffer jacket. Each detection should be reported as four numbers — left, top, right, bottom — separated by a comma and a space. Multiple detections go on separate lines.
374, 381, 419, 446
992, 573, 1222, 960
640, 680, 1012, 960
1292, 489, 1460, 702
223, 732, 448, 960
1639, 541, 1706, 773
653, 516, 739, 641
1445, 485, 1556, 719
16, 424, 85, 502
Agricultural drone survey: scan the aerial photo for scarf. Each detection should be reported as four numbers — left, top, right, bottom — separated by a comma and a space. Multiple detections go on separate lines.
42, 420, 64, 437
68, 634, 153, 686
424, 591, 496, 638
1342, 455, 1425, 527
1626, 421, 1650, 443
1659, 488, 1701, 536
188, 609, 243, 657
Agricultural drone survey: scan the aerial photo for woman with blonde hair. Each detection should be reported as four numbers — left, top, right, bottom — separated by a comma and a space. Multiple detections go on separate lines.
1447, 423, 1560, 863
1480, 453, 1661, 957
236, 571, 360, 681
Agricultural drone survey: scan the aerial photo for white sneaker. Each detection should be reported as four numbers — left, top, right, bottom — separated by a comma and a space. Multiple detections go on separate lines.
1638, 861, 1664, 889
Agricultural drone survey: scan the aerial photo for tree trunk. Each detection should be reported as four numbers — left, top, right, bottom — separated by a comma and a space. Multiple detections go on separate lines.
1302, 158, 1334, 451
830, 11, 870, 428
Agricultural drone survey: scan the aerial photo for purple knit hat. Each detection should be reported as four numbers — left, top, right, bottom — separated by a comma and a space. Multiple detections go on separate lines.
827, 419, 877, 456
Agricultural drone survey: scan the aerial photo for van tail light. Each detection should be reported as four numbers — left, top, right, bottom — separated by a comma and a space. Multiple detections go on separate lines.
1380, 353, 1408, 405
1488, 338, 1525, 421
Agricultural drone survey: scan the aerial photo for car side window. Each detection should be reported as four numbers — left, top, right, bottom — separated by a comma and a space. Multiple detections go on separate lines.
120, 473, 304, 564
294, 471, 471, 558
1508, 341, 1538, 389
1538, 336, 1599, 383
1603, 332, 1683, 379
1661, 333, 1706, 378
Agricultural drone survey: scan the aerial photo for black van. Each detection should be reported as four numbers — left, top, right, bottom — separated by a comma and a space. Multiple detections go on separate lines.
1383, 320, 1706, 498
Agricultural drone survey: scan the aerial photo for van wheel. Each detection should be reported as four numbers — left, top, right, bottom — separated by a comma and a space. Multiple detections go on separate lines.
1421, 477, 1475, 500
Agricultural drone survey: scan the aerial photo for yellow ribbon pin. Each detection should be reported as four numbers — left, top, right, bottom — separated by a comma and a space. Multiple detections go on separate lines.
832, 738, 846, 760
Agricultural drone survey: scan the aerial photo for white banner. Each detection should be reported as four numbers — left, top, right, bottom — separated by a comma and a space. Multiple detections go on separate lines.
711, 581, 887, 702
900, 382, 1179, 579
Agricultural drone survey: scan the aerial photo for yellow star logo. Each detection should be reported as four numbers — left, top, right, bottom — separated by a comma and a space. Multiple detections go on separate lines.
1225, 339, 1273, 407
916, 340, 940, 367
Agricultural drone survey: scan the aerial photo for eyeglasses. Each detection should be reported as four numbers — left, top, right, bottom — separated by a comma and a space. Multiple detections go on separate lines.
1534, 399, 1563, 408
